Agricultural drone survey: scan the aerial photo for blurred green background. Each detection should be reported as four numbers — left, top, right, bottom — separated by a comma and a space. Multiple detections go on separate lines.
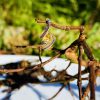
0, 0, 100, 60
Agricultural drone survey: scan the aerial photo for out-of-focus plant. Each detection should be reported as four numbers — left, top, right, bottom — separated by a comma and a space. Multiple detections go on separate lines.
0, 0, 100, 60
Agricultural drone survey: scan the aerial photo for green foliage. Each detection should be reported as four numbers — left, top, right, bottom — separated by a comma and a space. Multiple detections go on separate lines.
0, 0, 100, 60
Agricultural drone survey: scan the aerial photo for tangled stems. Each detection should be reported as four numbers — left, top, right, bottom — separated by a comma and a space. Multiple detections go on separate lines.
0, 19, 100, 100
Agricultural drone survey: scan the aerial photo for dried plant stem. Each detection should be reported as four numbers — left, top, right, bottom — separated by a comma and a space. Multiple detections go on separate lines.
82, 41, 94, 60
82, 84, 90, 100
36, 19, 84, 31
0, 68, 91, 86
0, 53, 61, 74
82, 69, 98, 100
33, 52, 61, 70
39, 47, 42, 63
0, 68, 24, 73
88, 61, 96, 100
82, 41, 96, 100
78, 44, 83, 100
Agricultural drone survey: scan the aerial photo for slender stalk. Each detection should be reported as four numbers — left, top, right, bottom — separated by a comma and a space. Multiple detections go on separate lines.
82, 69, 98, 100
0, 68, 24, 73
36, 19, 84, 31
38, 47, 42, 63
78, 44, 83, 100
88, 61, 96, 100
82, 41, 94, 60
32, 52, 61, 70
82, 38, 96, 100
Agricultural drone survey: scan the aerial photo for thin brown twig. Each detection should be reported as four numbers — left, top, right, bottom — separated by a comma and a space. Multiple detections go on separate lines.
36, 19, 84, 31
38, 47, 42, 63
88, 61, 96, 100
32, 52, 61, 70
77, 44, 83, 100
0, 68, 24, 73
82, 68, 99, 100
81, 40, 96, 100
